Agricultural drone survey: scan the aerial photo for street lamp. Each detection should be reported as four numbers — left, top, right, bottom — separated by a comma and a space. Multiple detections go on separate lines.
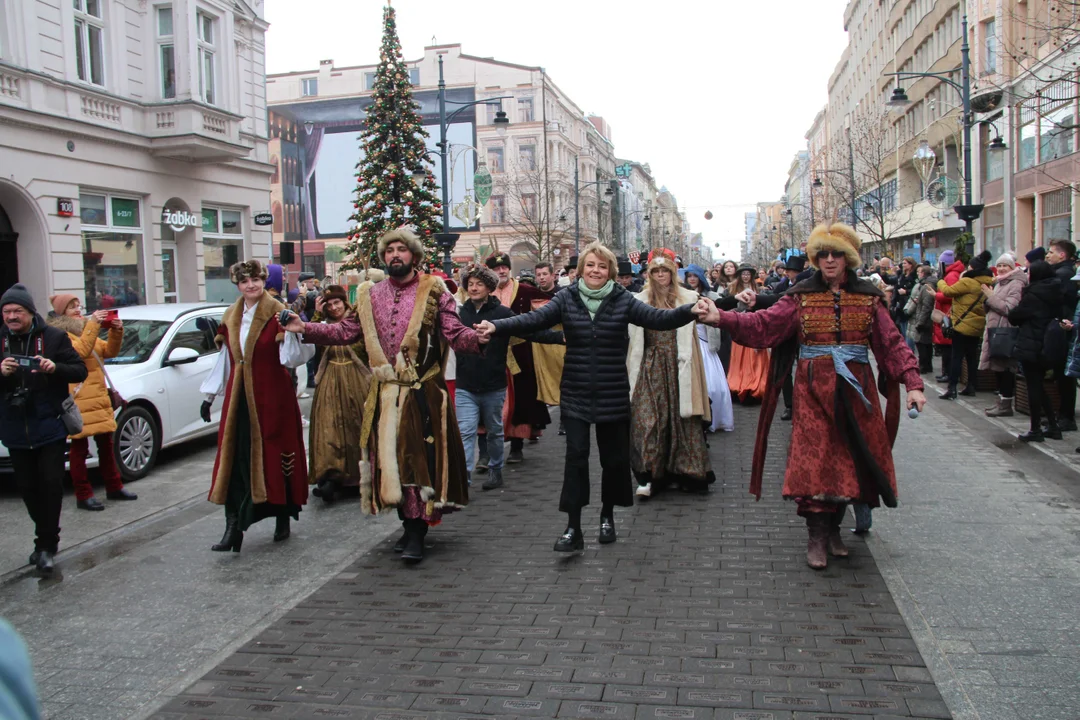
884, 12, 983, 232
572, 157, 613, 255
432, 54, 513, 275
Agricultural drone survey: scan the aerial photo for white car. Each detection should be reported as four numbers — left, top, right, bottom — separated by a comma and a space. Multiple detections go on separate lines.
0, 303, 230, 481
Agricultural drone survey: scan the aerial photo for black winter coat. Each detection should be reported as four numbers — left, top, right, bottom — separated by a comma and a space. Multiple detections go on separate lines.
456, 296, 563, 393
490, 281, 695, 423
0, 315, 88, 449
1051, 259, 1078, 320
892, 270, 918, 320
1008, 278, 1063, 366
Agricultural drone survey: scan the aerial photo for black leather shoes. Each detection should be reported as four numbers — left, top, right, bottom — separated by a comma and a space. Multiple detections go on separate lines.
553, 528, 584, 552
939, 388, 958, 400
28, 550, 40, 567
106, 488, 138, 501
598, 518, 616, 544
1045, 427, 1064, 440
959, 387, 977, 397
507, 449, 524, 464
36, 551, 54, 574
77, 497, 105, 511
780, 406, 792, 421
1019, 430, 1045, 443
211, 514, 243, 552
1059, 418, 1078, 432
273, 515, 291, 542
935, 374, 950, 383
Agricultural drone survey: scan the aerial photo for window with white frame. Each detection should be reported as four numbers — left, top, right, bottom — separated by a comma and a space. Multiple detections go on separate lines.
202, 206, 244, 302
301, 77, 318, 96
983, 19, 997, 75
518, 97, 533, 123
79, 192, 145, 310
74, 0, 106, 87
157, 5, 175, 99
409, 67, 419, 85
364, 72, 376, 90
197, 11, 216, 105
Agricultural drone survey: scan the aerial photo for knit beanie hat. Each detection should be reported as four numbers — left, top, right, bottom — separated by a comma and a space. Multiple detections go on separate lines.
938, 249, 955, 265
968, 250, 992, 273
1025, 246, 1047, 264
1, 284, 37, 315
49, 293, 79, 316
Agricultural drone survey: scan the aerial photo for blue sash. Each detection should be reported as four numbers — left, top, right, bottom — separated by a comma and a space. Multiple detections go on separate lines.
799, 344, 872, 409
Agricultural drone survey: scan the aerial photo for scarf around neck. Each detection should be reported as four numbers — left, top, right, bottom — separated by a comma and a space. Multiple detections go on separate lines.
578, 280, 615, 319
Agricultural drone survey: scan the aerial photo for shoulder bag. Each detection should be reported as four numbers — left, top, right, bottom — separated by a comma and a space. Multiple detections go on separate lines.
942, 295, 983, 340
987, 326, 1020, 359
93, 351, 127, 411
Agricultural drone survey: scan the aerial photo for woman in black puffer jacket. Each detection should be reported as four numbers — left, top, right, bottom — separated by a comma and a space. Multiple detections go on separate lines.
475, 242, 701, 551
1009, 260, 1064, 442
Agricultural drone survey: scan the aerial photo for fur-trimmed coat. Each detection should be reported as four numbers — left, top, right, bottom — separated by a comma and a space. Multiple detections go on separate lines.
300, 273, 479, 515
979, 267, 1027, 372
208, 293, 309, 507
627, 285, 711, 420
47, 315, 122, 438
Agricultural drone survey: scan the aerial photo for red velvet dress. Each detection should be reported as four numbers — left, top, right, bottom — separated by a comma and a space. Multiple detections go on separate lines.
712, 279, 923, 512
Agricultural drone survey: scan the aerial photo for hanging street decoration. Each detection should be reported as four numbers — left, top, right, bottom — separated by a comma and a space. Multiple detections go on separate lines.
473, 161, 493, 206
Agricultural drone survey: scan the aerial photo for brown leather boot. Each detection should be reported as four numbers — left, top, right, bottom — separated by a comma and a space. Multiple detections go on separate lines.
827, 509, 849, 558
805, 514, 829, 570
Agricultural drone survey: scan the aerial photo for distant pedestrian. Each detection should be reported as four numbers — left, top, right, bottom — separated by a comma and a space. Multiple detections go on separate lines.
1009, 260, 1065, 442
905, 265, 938, 374
933, 249, 964, 381
978, 254, 1026, 418
1045, 240, 1078, 431
937, 251, 992, 400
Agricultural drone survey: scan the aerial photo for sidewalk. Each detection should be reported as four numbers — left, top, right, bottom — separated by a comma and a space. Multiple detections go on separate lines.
151, 406, 951, 720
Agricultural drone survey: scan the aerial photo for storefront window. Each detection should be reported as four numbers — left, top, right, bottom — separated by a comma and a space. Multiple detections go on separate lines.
1042, 188, 1072, 246
202, 205, 244, 302
1018, 101, 1037, 171
80, 193, 145, 311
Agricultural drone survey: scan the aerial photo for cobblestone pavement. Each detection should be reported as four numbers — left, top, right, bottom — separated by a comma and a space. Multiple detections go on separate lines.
151, 405, 952, 720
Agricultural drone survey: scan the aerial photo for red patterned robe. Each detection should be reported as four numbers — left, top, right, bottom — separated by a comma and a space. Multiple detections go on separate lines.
709, 272, 923, 510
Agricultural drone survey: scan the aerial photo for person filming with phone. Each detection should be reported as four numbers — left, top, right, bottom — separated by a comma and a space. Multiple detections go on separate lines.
0, 284, 87, 574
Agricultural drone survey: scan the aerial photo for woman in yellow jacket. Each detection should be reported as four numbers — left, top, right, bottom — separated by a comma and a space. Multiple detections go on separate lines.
47, 295, 138, 510
936, 250, 993, 400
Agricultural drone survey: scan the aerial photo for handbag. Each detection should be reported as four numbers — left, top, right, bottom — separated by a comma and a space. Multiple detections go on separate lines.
987, 326, 1020, 360
904, 296, 918, 317
59, 394, 84, 435
942, 296, 983, 340
93, 351, 127, 411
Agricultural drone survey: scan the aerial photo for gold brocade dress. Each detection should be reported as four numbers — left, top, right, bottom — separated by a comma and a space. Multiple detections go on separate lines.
308, 340, 370, 489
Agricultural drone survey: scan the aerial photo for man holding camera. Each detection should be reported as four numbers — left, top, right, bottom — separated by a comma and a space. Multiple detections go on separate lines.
0, 284, 87, 574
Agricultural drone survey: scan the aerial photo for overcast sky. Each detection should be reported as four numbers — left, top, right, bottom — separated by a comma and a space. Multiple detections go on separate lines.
264, 0, 850, 262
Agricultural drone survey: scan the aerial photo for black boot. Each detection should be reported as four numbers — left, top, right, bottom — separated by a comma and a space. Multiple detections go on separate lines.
402, 519, 427, 562
598, 516, 616, 544
36, 550, 55, 574
211, 512, 243, 552
392, 523, 409, 553
939, 386, 958, 400
507, 439, 524, 464
274, 514, 291, 542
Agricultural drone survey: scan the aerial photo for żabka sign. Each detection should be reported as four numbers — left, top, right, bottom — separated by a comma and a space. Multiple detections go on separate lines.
162, 209, 201, 233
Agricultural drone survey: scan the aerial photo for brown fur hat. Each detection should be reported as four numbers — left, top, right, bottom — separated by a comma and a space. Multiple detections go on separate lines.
462, 264, 498, 292
229, 259, 269, 284
806, 223, 862, 269
322, 284, 349, 305
377, 226, 425, 266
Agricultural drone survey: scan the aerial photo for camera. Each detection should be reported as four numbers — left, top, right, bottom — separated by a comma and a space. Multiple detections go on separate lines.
14, 355, 41, 371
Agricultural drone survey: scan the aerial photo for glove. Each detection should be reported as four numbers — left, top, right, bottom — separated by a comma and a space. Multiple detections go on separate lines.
200, 400, 213, 423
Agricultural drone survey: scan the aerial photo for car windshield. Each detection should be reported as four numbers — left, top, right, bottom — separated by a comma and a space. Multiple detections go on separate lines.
102, 320, 173, 365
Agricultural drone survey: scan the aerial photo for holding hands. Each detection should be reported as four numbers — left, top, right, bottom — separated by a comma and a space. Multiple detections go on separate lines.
282, 311, 305, 334
473, 320, 495, 344
735, 289, 757, 308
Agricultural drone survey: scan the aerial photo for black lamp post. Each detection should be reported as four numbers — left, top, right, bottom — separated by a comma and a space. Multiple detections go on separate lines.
886, 12, 983, 233
432, 54, 511, 275
572, 157, 613, 255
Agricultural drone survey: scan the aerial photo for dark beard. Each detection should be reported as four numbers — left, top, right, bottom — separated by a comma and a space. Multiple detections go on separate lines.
387, 262, 411, 278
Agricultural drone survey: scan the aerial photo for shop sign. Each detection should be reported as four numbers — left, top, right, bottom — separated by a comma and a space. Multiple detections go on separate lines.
57, 198, 75, 217
112, 198, 140, 228
253, 212, 273, 226
162, 208, 201, 233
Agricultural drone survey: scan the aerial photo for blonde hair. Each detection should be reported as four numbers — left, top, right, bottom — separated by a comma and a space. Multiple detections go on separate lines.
576, 242, 618, 282
645, 266, 679, 309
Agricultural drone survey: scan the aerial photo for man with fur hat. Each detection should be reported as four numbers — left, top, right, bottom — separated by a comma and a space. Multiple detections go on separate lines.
484, 252, 552, 465
285, 226, 481, 564
456, 265, 563, 491
698, 224, 926, 570
306, 285, 370, 504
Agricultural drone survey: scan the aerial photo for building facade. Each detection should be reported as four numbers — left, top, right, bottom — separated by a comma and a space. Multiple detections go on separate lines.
0, 0, 273, 310
266, 44, 693, 275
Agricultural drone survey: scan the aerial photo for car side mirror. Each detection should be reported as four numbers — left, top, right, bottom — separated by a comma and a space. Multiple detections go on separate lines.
164, 347, 200, 367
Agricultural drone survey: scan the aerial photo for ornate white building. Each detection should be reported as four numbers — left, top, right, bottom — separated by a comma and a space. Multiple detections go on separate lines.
0, 0, 273, 310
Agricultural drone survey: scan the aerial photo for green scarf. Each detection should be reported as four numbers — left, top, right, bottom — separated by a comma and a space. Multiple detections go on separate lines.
578, 279, 615, 319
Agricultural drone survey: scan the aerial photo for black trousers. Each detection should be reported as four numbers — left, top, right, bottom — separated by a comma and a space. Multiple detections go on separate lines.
781, 374, 793, 409
996, 370, 1016, 398
11, 440, 67, 553
916, 342, 934, 372
938, 344, 952, 376
1022, 361, 1058, 431
560, 417, 632, 512
948, 333, 982, 390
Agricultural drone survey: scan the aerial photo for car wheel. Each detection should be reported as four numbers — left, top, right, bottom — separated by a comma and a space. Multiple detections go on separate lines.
114, 406, 160, 482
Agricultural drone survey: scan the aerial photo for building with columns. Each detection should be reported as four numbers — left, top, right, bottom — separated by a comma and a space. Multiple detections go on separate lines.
0, 0, 273, 310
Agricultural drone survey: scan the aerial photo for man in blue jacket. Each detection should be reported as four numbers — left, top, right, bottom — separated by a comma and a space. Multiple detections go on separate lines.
1, 284, 87, 574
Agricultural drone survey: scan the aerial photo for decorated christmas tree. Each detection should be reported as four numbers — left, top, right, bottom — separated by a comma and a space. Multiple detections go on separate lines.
343, 4, 441, 269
